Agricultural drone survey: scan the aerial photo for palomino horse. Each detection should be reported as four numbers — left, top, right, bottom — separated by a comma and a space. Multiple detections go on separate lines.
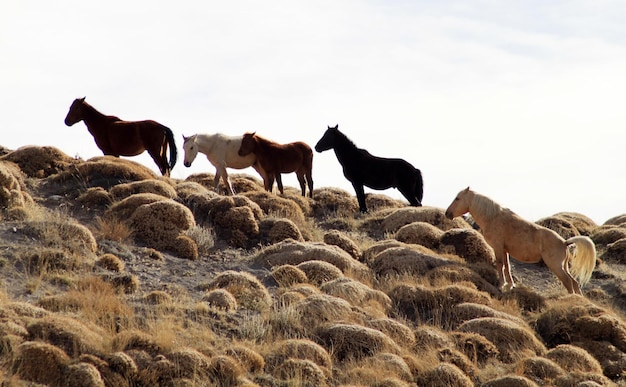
445, 187, 596, 295
238, 132, 313, 197
64, 97, 177, 176
182, 133, 266, 195
315, 125, 423, 212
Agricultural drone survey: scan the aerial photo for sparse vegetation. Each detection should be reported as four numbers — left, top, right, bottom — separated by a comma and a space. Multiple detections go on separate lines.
1, 148, 626, 386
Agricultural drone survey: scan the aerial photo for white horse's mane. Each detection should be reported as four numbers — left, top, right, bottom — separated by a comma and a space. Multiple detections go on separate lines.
471, 192, 504, 220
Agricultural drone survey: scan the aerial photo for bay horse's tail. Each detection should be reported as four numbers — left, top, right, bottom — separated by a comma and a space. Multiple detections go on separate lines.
566, 235, 597, 288
163, 126, 178, 170
414, 168, 424, 204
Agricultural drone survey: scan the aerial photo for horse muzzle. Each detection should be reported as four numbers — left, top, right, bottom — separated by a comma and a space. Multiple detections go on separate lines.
445, 211, 453, 219
183, 161, 191, 167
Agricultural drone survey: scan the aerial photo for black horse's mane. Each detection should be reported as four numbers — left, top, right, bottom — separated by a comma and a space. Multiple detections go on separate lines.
334, 128, 358, 150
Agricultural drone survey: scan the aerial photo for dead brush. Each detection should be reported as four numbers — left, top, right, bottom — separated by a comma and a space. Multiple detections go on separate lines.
94, 215, 133, 243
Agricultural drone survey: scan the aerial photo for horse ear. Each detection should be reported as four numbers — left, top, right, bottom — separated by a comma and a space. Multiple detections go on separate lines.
182, 134, 188, 141
329, 124, 338, 130
80, 97, 86, 102
464, 187, 470, 192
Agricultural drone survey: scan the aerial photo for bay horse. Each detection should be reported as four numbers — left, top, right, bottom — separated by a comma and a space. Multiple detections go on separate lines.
445, 187, 596, 295
315, 125, 423, 212
238, 132, 313, 197
182, 133, 266, 195
64, 97, 177, 176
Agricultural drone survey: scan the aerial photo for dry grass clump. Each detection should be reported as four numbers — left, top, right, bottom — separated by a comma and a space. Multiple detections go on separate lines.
365, 318, 416, 349
201, 289, 238, 311
458, 317, 546, 363
243, 190, 306, 224
208, 355, 245, 385
323, 230, 362, 260
1, 145, 77, 178
193, 195, 263, 248
551, 212, 598, 235
369, 245, 450, 278
317, 323, 400, 362
272, 358, 328, 386
427, 265, 500, 296
271, 265, 308, 287
230, 173, 265, 194
109, 179, 177, 200
165, 347, 212, 380
311, 187, 360, 217
552, 372, 614, 386
17, 247, 84, 276
395, 221, 443, 249
23, 219, 97, 256
601, 238, 626, 264
296, 260, 344, 286
259, 218, 304, 243
0, 161, 34, 219
481, 375, 539, 387
320, 277, 392, 313
535, 216, 581, 239
51, 156, 157, 187
295, 294, 356, 330
254, 240, 369, 279
545, 344, 603, 374
591, 226, 626, 246
225, 345, 265, 373
382, 207, 471, 233
64, 362, 105, 387
112, 330, 161, 355
27, 315, 105, 357
451, 331, 500, 366
365, 193, 407, 212
439, 228, 495, 264
605, 214, 626, 226
204, 271, 272, 312
265, 339, 332, 373
77, 187, 113, 208
129, 199, 197, 259
415, 363, 474, 387
12, 341, 70, 386
175, 180, 213, 200
95, 253, 125, 272
389, 283, 493, 324
105, 192, 167, 220
515, 356, 565, 384
144, 291, 173, 305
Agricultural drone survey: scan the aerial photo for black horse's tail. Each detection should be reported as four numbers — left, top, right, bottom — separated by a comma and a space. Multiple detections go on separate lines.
415, 168, 424, 204
163, 126, 178, 170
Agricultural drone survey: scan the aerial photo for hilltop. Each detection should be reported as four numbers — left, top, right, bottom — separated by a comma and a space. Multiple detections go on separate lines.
1, 145, 626, 386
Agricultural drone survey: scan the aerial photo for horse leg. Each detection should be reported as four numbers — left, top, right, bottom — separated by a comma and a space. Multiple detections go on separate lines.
502, 253, 515, 291
352, 182, 367, 213
493, 248, 513, 291
275, 173, 284, 194
218, 164, 236, 195
543, 254, 580, 294
147, 146, 169, 176
296, 172, 306, 197
265, 173, 275, 193
306, 171, 313, 198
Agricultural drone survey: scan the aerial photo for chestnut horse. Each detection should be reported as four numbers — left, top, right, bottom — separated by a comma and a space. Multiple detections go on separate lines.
182, 133, 266, 195
64, 97, 177, 176
238, 132, 313, 197
445, 187, 596, 295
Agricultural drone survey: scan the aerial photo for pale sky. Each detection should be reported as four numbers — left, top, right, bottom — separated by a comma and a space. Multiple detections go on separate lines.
2, 1, 625, 224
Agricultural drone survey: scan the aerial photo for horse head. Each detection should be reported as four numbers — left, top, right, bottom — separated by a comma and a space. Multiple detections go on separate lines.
238, 132, 257, 157
64, 97, 86, 126
445, 187, 472, 219
182, 134, 198, 167
314, 124, 339, 152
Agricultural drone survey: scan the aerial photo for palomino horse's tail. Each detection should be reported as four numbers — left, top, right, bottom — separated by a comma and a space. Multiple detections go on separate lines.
566, 236, 597, 288
414, 168, 424, 204
163, 126, 178, 170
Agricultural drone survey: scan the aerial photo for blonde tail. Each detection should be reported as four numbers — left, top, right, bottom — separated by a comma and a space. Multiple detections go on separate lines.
566, 236, 597, 288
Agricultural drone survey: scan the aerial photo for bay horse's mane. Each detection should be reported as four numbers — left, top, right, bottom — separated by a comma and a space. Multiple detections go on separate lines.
471, 192, 505, 221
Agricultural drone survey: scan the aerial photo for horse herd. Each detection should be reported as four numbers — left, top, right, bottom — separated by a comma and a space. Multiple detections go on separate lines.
64, 97, 597, 296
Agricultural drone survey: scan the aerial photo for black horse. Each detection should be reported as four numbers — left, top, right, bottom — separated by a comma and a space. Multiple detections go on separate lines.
315, 125, 423, 213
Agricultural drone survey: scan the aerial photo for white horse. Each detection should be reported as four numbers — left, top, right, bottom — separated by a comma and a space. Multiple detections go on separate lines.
182, 133, 266, 195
